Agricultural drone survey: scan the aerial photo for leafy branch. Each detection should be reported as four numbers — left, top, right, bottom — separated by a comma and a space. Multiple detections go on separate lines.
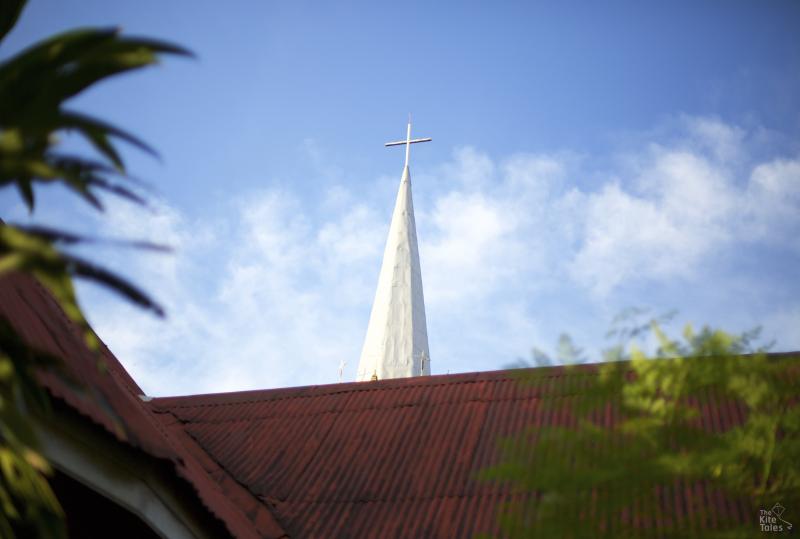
483, 322, 797, 538
0, 1, 191, 536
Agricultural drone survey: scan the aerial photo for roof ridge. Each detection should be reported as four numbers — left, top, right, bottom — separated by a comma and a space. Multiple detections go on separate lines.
152, 368, 603, 409
157, 391, 594, 424
152, 407, 289, 538
154, 351, 800, 410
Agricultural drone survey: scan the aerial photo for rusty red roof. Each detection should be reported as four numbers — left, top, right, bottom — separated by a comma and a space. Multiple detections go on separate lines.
150, 357, 799, 538
152, 372, 540, 538
4, 269, 798, 538
0, 272, 286, 539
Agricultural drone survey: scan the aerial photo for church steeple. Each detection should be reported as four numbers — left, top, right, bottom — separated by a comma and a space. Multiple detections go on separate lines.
356, 118, 431, 381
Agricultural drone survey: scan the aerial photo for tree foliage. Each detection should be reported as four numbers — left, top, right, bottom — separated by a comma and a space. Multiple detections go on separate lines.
483, 323, 799, 538
0, 1, 189, 536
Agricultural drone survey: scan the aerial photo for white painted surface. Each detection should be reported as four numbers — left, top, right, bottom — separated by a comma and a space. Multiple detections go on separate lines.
356, 164, 430, 381
38, 412, 220, 539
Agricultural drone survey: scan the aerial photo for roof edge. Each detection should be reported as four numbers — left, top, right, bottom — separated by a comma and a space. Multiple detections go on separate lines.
152, 351, 800, 408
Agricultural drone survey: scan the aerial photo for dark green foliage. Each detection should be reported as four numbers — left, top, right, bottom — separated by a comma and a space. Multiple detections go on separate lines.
0, 320, 65, 538
0, 1, 189, 536
482, 324, 799, 538
0, 5, 190, 213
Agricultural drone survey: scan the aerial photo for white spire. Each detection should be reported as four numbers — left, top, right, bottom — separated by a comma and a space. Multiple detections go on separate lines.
356, 118, 431, 381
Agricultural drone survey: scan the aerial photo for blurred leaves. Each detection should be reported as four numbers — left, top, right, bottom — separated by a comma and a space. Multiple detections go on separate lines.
0, 0, 189, 536
483, 322, 799, 538
509, 334, 588, 369
0, 20, 191, 212
0, 321, 65, 539
0, 225, 165, 351
0, 0, 24, 43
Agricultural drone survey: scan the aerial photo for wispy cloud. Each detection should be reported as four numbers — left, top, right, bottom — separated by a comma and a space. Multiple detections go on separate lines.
571, 118, 800, 295
70, 116, 799, 395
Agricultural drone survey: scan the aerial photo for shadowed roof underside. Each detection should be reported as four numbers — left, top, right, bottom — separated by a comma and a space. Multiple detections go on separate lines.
0, 273, 286, 539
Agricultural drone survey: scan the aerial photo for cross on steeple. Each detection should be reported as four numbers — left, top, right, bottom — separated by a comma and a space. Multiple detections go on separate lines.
384, 114, 432, 168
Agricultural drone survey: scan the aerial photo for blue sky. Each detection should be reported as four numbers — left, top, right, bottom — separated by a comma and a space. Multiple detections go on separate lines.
2, 1, 799, 395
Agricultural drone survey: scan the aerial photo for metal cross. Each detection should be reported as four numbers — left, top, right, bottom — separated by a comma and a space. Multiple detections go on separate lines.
385, 115, 431, 168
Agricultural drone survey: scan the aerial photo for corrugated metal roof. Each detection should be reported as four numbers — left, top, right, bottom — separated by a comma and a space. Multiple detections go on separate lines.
0, 272, 286, 539
151, 358, 795, 538
6, 269, 797, 538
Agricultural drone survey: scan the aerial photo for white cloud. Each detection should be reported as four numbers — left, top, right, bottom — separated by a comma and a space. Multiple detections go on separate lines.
78, 189, 385, 395
682, 115, 747, 164
424, 191, 520, 304
70, 116, 800, 394
421, 150, 572, 306
570, 124, 800, 295
440, 147, 495, 189
570, 147, 738, 294
745, 158, 800, 242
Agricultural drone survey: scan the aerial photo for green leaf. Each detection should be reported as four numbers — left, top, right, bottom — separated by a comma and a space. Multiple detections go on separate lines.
0, 8, 185, 536
0, 0, 25, 44
12, 224, 172, 252
0, 28, 190, 213
14, 179, 33, 212
59, 109, 159, 164
86, 176, 147, 206
483, 323, 799, 537
85, 126, 123, 170
65, 253, 165, 317
0, 225, 165, 351
40, 154, 148, 211
0, 28, 192, 122
0, 28, 118, 118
